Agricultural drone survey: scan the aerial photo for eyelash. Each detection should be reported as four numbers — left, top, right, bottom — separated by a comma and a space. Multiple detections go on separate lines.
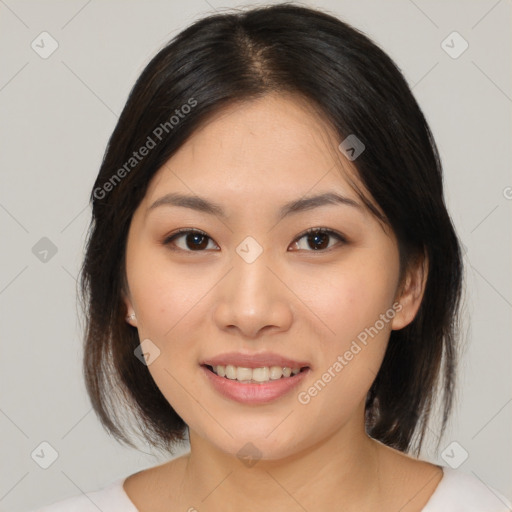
162, 227, 347, 253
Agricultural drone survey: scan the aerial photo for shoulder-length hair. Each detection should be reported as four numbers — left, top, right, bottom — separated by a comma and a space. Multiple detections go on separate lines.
79, 3, 464, 457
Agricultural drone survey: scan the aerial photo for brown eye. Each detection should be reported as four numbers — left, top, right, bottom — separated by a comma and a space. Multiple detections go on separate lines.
290, 228, 346, 252
163, 229, 218, 251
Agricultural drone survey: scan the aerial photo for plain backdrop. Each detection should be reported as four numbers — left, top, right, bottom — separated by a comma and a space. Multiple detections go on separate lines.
0, 0, 511, 510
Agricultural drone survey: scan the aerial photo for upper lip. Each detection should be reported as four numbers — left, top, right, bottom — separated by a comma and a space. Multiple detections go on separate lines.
202, 352, 310, 369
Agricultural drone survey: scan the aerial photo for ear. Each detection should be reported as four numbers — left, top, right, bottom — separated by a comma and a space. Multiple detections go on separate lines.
391, 251, 428, 331
122, 287, 137, 326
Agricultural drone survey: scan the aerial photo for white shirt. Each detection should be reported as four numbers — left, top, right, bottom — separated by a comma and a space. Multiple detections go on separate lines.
30, 466, 512, 511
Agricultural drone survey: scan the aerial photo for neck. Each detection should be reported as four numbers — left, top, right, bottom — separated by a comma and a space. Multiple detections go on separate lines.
180, 407, 383, 511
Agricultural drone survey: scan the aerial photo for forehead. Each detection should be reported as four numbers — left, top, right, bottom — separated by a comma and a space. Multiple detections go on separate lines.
143, 93, 365, 210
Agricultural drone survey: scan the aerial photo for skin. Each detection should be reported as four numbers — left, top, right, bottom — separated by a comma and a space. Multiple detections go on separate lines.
122, 92, 441, 512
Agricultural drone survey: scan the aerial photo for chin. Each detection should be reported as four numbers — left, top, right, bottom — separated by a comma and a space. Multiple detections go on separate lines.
195, 423, 312, 464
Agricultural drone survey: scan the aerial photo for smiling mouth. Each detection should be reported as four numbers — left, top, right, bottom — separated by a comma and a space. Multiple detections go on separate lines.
203, 364, 309, 384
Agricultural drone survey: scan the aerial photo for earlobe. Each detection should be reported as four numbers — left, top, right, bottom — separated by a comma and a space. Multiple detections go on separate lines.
391, 252, 428, 331
125, 309, 137, 326
123, 293, 137, 326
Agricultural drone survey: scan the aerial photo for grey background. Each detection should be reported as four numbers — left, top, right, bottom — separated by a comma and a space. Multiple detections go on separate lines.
0, 0, 511, 510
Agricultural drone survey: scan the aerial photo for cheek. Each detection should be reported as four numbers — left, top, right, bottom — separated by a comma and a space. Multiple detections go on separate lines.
128, 245, 210, 340
126, 250, 209, 422
296, 259, 396, 385
294, 283, 393, 426
293, 257, 397, 345
292, 256, 399, 415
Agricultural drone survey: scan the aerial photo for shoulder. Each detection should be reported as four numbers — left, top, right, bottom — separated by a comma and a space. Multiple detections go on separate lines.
422, 466, 512, 512
27, 477, 138, 512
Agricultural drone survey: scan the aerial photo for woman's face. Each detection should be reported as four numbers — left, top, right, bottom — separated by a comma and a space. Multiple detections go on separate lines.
123, 93, 418, 460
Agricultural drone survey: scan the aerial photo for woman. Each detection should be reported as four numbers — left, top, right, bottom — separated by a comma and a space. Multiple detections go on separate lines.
32, 3, 511, 511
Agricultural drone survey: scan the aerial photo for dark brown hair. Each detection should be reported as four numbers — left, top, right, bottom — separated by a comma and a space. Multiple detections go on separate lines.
79, 3, 464, 457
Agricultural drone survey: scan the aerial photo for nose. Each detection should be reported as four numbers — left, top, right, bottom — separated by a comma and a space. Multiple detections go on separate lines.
212, 245, 294, 339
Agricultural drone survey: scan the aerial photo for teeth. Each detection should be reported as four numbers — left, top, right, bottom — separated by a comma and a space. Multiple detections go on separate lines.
252, 367, 269, 382
269, 366, 283, 380
225, 365, 237, 379
211, 364, 302, 383
236, 367, 252, 381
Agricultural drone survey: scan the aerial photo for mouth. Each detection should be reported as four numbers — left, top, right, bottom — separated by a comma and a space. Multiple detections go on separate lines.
203, 364, 309, 384
201, 362, 311, 404
200, 352, 311, 403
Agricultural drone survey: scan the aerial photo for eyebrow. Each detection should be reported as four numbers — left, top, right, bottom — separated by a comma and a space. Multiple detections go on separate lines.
148, 191, 363, 220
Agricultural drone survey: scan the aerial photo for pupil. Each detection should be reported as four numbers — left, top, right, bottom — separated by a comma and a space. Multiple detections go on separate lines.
309, 232, 328, 250
187, 233, 208, 250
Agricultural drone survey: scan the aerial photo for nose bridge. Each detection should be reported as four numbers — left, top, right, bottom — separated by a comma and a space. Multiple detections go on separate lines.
233, 244, 272, 301
231, 235, 276, 307
212, 235, 293, 337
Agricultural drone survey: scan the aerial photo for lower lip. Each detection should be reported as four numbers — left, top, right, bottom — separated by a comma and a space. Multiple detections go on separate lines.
201, 365, 310, 404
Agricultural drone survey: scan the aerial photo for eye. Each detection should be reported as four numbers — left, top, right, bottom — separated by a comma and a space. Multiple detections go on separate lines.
290, 228, 346, 252
162, 227, 346, 253
162, 229, 218, 252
